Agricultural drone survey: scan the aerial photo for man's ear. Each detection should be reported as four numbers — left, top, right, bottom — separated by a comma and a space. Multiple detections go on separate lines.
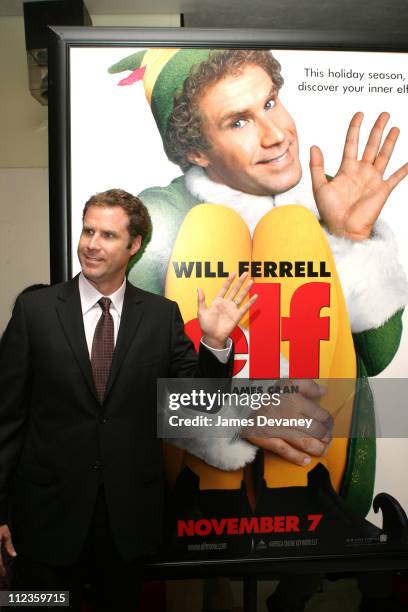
129, 235, 142, 256
187, 149, 210, 168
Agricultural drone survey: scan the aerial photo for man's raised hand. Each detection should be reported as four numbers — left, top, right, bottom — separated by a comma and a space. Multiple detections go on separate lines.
197, 272, 258, 349
310, 112, 408, 241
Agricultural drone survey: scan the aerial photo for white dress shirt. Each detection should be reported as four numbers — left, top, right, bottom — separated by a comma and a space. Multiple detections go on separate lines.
79, 273, 126, 355
78, 272, 231, 361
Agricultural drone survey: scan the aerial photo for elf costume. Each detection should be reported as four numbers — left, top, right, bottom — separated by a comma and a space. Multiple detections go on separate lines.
109, 48, 408, 553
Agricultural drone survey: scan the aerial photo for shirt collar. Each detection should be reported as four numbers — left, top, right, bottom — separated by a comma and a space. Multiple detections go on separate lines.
78, 272, 126, 316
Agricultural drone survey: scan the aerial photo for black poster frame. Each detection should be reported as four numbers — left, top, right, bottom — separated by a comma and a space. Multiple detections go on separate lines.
48, 26, 408, 575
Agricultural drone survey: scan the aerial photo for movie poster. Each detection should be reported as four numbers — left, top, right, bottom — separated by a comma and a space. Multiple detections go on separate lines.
68, 43, 408, 560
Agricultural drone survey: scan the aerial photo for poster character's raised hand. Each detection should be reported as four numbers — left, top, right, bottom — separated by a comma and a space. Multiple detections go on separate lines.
197, 272, 258, 349
310, 112, 408, 241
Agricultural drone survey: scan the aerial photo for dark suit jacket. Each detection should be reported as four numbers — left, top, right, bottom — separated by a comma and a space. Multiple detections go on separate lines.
0, 276, 232, 566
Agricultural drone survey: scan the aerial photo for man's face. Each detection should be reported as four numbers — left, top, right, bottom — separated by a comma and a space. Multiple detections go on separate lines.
78, 205, 141, 292
188, 64, 302, 196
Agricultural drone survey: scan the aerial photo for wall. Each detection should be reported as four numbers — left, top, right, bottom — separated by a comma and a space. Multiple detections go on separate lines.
0, 13, 179, 332
0, 168, 49, 324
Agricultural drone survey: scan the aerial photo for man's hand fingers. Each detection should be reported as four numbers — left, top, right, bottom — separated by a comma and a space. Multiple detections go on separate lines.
385, 161, 408, 193
239, 293, 258, 316
361, 111, 390, 165
247, 437, 312, 466
196, 287, 206, 314
233, 278, 254, 305
341, 111, 363, 163
225, 272, 248, 302
309, 145, 327, 193
215, 273, 236, 299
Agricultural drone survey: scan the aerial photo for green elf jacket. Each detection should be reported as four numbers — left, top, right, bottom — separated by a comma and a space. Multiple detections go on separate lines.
128, 171, 407, 517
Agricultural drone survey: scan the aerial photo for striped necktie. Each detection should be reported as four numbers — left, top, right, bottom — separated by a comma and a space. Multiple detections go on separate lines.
91, 297, 114, 403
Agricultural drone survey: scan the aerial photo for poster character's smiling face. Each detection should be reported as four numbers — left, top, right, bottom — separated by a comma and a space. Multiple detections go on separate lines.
188, 64, 302, 196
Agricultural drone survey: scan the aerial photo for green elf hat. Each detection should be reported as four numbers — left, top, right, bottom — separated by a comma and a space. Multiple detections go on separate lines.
108, 48, 213, 141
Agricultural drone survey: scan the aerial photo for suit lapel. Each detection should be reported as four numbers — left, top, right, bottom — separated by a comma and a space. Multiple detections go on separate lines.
55, 276, 99, 404
104, 281, 144, 401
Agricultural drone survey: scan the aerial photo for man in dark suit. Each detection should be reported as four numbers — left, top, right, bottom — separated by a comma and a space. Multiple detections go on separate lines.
0, 188, 256, 610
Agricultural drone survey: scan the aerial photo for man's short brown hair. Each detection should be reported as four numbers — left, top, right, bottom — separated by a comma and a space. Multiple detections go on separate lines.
165, 49, 284, 171
82, 188, 152, 248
